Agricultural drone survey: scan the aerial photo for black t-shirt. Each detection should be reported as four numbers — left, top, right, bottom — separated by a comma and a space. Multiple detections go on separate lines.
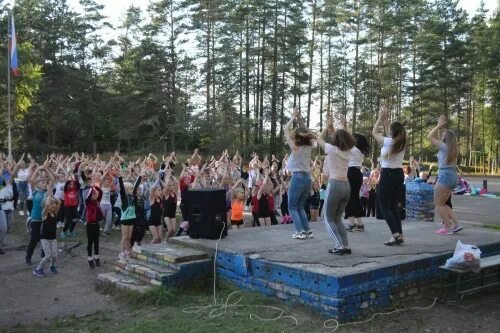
41, 214, 57, 240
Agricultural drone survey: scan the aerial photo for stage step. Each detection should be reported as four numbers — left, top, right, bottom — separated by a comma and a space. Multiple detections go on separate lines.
114, 258, 177, 285
135, 243, 209, 264
97, 243, 212, 295
97, 271, 152, 294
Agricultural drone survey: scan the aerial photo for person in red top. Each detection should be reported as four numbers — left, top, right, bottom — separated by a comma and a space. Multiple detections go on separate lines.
85, 186, 103, 269
61, 179, 80, 239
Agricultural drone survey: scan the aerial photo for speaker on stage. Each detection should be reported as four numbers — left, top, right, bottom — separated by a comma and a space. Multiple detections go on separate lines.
184, 189, 228, 239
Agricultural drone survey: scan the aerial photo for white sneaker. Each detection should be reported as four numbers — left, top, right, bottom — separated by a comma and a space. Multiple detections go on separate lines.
112, 225, 120, 231
132, 243, 141, 253
292, 232, 307, 240
19, 211, 25, 216
305, 231, 314, 238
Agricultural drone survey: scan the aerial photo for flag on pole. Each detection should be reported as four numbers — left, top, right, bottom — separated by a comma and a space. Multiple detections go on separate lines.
8, 14, 19, 77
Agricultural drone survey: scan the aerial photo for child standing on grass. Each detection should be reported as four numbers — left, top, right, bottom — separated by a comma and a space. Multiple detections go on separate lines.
85, 186, 103, 268
33, 196, 61, 277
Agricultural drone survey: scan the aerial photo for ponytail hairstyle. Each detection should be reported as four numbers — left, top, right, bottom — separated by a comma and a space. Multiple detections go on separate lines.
293, 127, 317, 147
388, 121, 407, 158
443, 130, 458, 165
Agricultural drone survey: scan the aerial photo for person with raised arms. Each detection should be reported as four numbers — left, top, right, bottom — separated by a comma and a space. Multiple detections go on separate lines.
372, 107, 407, 246
317, 110, 356, 255
284, 107, 316, 240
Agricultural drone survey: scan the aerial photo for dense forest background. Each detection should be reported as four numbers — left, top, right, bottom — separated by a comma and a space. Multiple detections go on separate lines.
0, 0, 498, 172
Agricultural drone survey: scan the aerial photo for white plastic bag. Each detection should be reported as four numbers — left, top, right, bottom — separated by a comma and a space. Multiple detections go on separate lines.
445, 240, 482, 273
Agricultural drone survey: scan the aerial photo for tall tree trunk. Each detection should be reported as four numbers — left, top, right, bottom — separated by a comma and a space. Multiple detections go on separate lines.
205, 0, 211, 120
170, 2, 177, 150
270, 0, 279, 153
319, 31, 324, 131
259, 18, 266, 144
239, 30, 244, 148
306, 0, 317, 127
254, 21, 261, 145
279, 7, 288, 145
352, 0, 361, 131
245, 13, 251, 149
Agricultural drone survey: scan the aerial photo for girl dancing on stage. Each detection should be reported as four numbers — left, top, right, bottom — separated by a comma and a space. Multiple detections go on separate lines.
344, 133, 370, 232
317, 111, 356, 255
427, 115, 463, 235
284, 107, 316, 240
372, 107, 407, 246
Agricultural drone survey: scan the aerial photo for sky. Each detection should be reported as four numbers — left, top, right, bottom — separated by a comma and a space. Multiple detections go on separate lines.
71, 0, 498, 32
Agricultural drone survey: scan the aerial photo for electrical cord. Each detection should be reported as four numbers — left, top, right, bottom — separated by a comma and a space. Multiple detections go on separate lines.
182, 220, 438, 333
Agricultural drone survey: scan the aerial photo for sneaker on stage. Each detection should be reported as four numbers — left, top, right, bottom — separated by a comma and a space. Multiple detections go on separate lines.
435, 227, 450, 235
346, 224, 356, 232
292, 232, 307, 240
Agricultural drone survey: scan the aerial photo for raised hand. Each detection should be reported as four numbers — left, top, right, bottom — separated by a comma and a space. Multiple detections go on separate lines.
292, 106, 300, 119
437, 115, 447, 128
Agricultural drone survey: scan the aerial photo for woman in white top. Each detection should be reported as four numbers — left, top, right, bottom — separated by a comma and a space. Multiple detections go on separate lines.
285, 107, 317, 240
317, 112, 356, 255
344, 134, 370, 232
16, 159, 30, 216
372, 108, 407, 246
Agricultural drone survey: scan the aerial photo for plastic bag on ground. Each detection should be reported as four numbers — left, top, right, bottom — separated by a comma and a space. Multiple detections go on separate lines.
444, 240, 482, 273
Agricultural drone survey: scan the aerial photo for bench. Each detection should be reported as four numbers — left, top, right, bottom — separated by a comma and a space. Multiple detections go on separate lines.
440, 254, 500, 297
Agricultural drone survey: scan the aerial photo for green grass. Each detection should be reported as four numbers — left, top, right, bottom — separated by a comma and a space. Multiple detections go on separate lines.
483, 224, 500, 231
5, 283, 327, 333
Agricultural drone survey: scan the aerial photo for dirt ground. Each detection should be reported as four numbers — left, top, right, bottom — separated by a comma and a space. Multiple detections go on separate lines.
1, 214, 500, 333
0, 220, 121, 328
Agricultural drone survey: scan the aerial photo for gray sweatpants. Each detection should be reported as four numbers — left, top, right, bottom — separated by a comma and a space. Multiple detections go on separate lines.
323, 179, 350, 248
37, 239, 58, 270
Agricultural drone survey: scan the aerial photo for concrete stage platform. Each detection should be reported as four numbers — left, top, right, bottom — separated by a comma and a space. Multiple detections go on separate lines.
173, 218, 500, 321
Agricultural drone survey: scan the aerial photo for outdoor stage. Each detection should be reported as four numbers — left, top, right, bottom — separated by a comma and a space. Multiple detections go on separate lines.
173, 218, 500, 321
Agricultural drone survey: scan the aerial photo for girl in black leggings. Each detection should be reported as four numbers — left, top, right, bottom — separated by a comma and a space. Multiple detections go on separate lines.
372, 108, 407, 246
344, 134, 370, 231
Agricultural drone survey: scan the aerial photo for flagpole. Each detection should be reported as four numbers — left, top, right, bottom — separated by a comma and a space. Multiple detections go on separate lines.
7, 12, 12, 160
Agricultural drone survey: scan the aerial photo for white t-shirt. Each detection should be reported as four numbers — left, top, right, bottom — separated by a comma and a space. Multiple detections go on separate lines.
0, 184, 14, 211
101, 187, 111, 205
349, 147, 364, 167
18, 169, 30, 182
380, 137, 405, 169
324, 143, 351, 180
54, 181, 65, 200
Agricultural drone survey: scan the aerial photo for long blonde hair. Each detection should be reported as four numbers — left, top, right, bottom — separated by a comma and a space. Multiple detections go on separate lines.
443, 130, 458, 165
42, 196, 58, 220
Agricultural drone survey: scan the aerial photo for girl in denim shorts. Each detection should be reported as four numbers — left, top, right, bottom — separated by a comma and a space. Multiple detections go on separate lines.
428, 115, 463, 235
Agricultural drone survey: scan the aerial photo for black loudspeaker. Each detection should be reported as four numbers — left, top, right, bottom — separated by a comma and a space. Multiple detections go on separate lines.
184, 189, 228, 239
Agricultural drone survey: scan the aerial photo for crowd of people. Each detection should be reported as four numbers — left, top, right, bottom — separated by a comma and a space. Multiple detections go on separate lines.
0, 107, 463, 277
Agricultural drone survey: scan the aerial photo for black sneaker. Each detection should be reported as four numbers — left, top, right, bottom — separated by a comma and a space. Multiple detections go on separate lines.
88, 259, 95, 269
356, 225, 365, 232
95, 258, 101, 267
328, 248, 352, 255
346, 224, 356, 232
